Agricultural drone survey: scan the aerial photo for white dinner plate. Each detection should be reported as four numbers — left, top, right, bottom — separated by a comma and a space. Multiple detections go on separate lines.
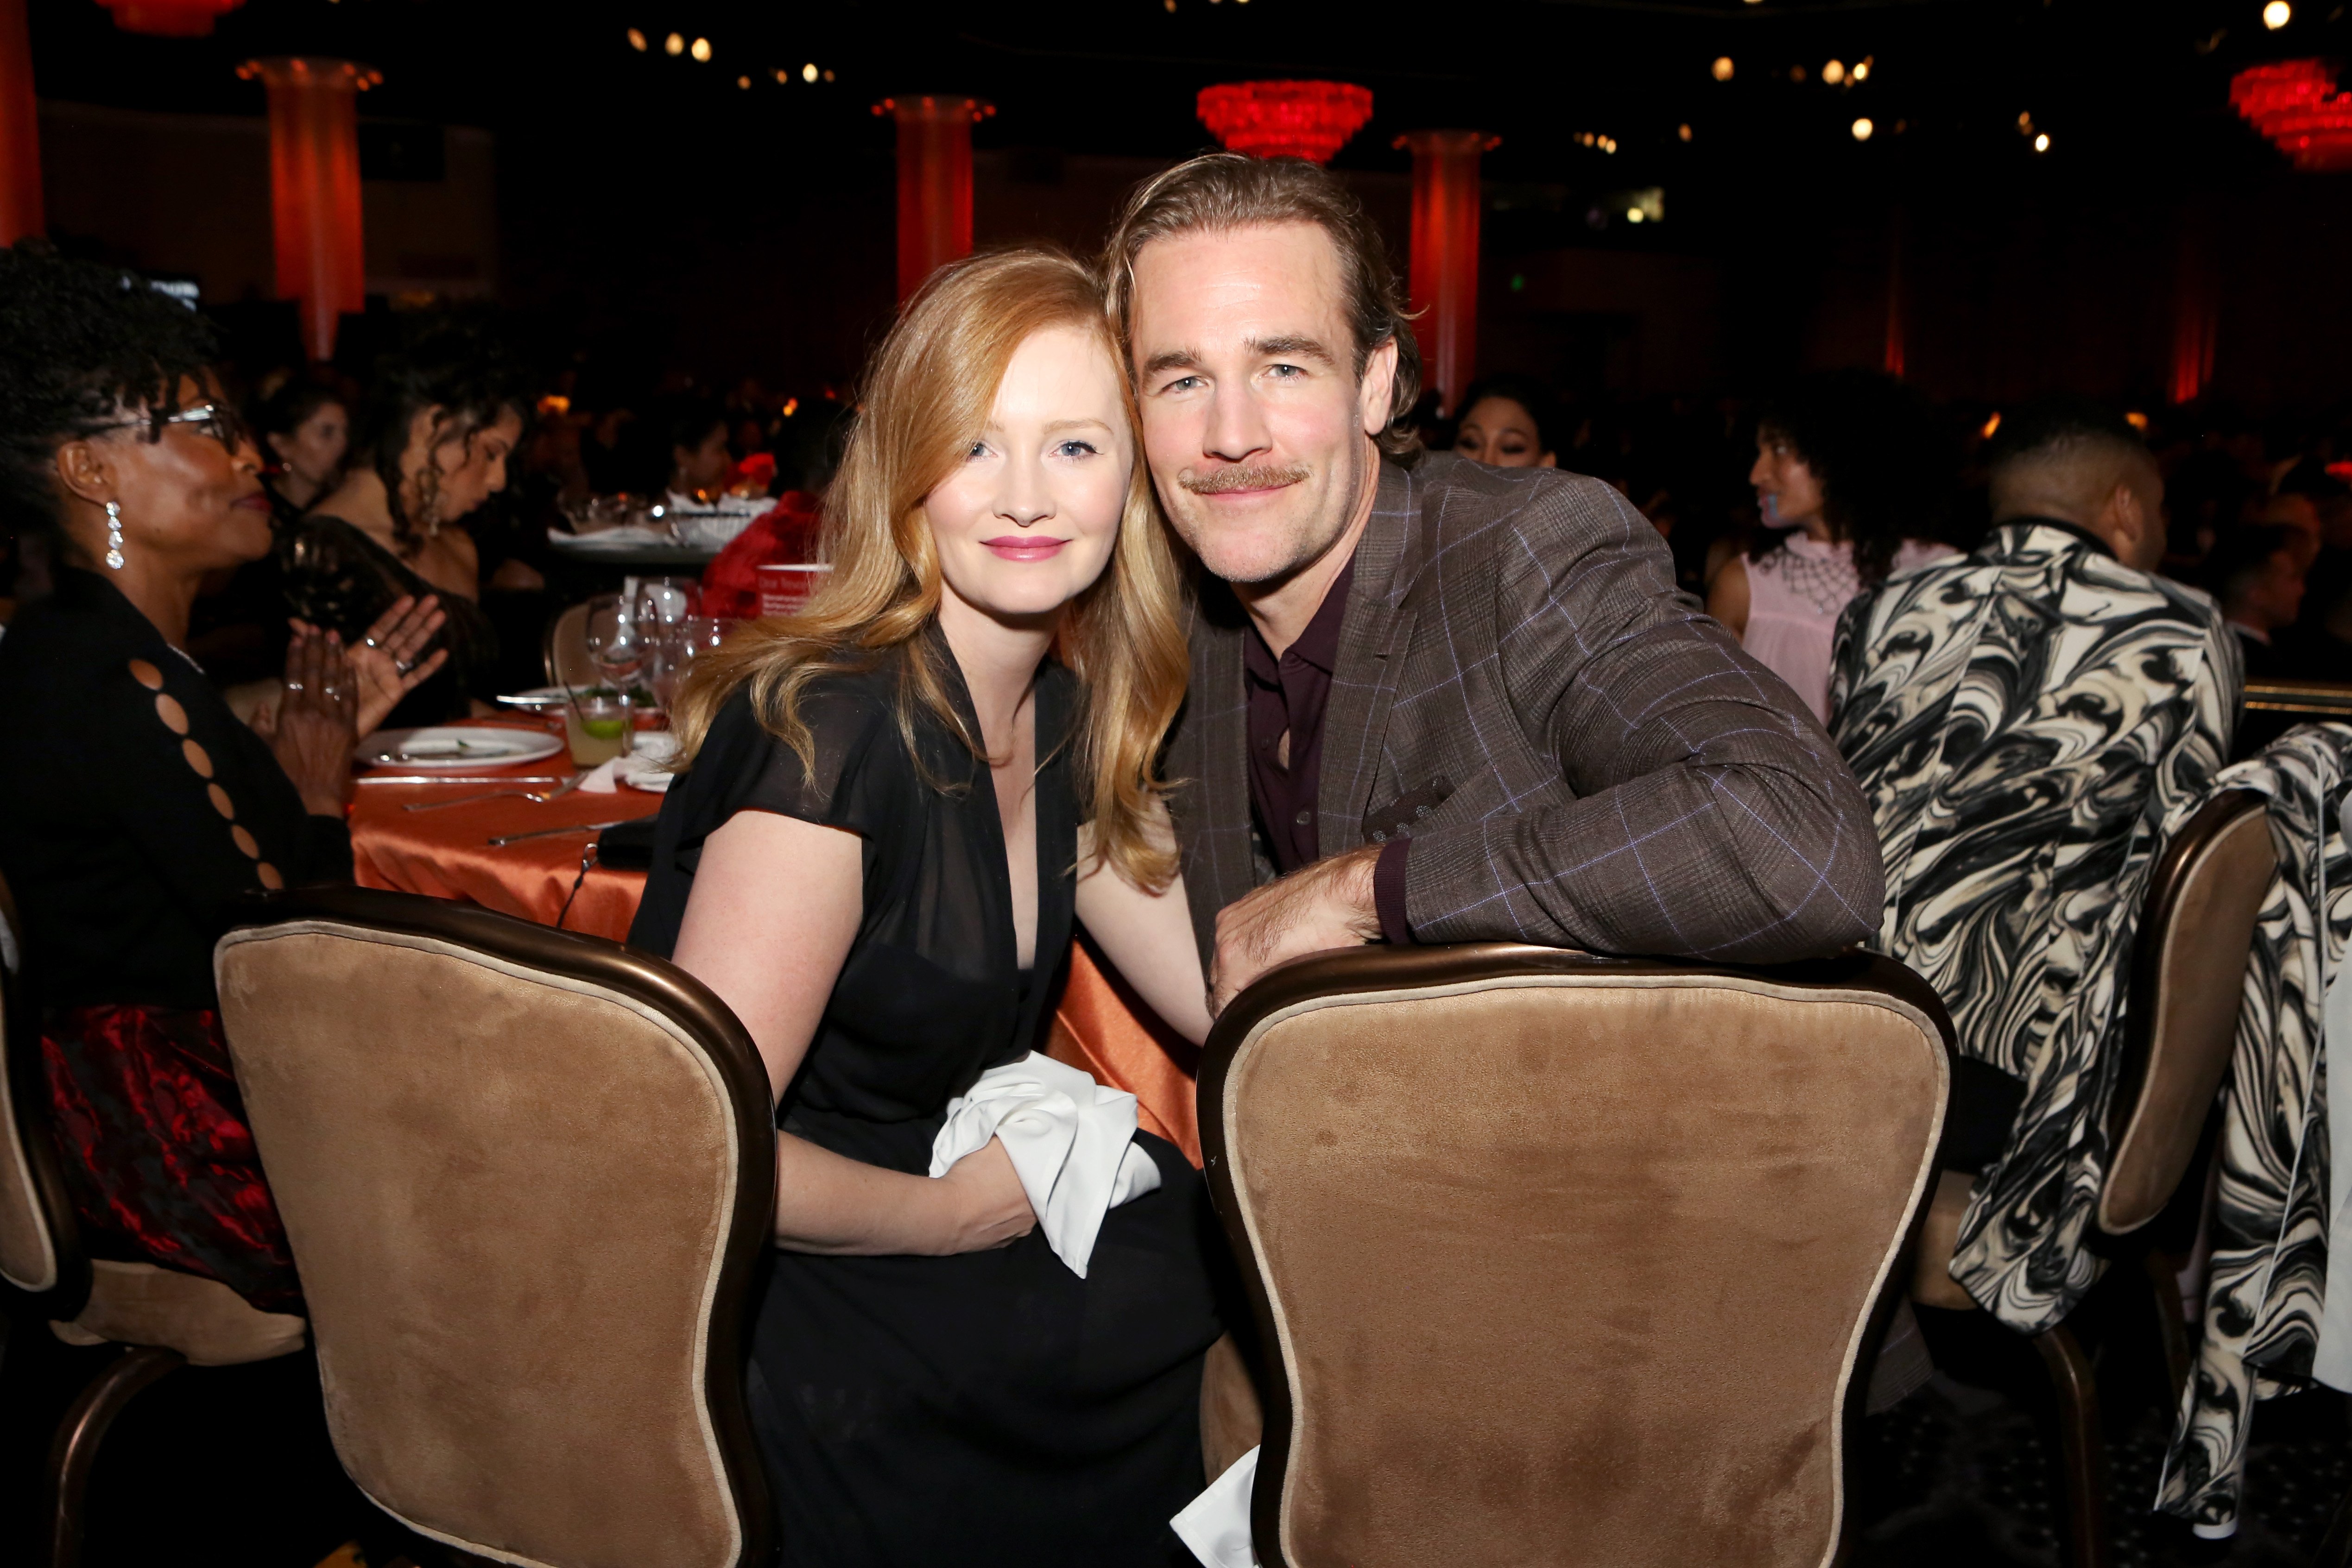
358, 726, 565, 770
494, 686, 572, 709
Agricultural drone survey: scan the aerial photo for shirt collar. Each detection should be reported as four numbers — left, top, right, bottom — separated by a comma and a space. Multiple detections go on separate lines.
1990, 516, 2118, 562
1244, 554, 1354, 681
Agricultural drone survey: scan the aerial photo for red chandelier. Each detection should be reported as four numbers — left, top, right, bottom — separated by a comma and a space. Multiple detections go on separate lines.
2231, 60, 2352, 172
1197, 81, 1374, 165
95, 0, 243, 35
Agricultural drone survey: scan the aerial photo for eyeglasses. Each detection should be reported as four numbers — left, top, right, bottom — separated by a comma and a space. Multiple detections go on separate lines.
94, 401, 251, 453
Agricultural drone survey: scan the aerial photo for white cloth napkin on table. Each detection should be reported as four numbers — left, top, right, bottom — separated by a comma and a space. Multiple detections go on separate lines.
1173, 1446, 1260, 1568
927, 1051, 1160, 1277
579, 734, 677, 795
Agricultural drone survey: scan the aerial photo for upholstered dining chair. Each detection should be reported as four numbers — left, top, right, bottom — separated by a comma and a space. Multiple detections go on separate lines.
0, 868, 310, 1568
543, 600, 597, 689
214, 884, 777, 1568
1201, 942, 1954, 1568
1908, 788, 2274, 1568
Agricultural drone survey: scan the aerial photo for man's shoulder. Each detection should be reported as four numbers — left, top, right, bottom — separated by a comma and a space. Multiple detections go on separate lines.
1405, 450, 1640, 543
1398, 452, 1660, 595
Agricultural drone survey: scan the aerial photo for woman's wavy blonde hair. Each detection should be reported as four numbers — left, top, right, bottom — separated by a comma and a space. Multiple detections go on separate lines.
669, 247, 1189, 891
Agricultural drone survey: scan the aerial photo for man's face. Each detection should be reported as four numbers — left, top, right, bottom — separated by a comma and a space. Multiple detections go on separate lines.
1128, 222, 1396, 587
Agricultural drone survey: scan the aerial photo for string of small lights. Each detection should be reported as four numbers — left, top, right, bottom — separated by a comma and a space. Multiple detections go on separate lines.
623, 26, 835, 89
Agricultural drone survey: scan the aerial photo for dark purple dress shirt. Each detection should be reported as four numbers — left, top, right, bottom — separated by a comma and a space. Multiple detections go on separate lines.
1239, 557, 1415, 943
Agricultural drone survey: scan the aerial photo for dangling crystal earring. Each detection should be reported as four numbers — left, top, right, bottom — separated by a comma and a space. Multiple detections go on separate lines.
103, 500, 126, 571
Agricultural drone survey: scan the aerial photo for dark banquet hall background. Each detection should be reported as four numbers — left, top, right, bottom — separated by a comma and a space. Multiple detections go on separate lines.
2, 0, 2352, 1566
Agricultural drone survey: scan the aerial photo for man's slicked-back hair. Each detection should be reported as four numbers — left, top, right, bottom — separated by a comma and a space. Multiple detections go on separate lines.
1103, 152, 1422, 456
1986, 396, 2147, 478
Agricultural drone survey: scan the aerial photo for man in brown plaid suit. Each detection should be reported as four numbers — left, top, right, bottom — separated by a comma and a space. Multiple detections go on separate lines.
1105, 155, 1884, 1011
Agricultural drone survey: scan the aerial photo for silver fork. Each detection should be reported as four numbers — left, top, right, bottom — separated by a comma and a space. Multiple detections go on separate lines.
403, 772, 587, 812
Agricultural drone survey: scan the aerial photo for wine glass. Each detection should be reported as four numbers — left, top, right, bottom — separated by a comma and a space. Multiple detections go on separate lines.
652, 615, 726, 709
580, 593, 647, 690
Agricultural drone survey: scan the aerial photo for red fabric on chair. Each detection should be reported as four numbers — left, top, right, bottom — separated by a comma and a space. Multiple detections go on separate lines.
40, 1003, 300, 1311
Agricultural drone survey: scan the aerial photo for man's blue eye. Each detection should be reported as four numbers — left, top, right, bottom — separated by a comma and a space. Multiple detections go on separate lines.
1268, 364, 1304, 379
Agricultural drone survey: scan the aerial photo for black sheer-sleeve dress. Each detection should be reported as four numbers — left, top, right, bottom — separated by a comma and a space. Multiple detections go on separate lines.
629, 641, 1223, 1568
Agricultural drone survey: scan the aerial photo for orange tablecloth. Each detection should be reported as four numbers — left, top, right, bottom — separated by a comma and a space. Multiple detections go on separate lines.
349, 721, 1201, 1163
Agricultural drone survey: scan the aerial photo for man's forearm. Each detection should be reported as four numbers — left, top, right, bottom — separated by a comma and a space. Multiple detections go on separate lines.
1401, 761, 1884, 963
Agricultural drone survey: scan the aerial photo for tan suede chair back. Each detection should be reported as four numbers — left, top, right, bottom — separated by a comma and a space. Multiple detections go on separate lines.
2099, 790, 2275, 1235
214, 886, 775, 1568
1203, 945, 1954, 1568
544, 601, 597, 689
0, 865, 88, 1317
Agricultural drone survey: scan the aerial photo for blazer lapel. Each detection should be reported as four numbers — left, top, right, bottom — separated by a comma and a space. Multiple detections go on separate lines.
1172, 587, 1258, 963
1319, 461, 1421, 849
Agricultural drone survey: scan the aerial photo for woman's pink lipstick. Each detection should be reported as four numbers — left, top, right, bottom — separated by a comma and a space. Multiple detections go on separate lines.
982, 536, 1067, 562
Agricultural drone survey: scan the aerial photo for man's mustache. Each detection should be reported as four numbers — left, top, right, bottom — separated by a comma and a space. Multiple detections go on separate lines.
1178, 463, 1311, 495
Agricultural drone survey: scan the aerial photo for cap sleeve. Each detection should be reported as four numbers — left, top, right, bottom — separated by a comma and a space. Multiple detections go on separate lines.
686, 674, 910, 843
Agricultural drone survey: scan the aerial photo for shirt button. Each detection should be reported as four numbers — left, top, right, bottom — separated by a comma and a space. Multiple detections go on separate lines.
1295, 809, 1312, 826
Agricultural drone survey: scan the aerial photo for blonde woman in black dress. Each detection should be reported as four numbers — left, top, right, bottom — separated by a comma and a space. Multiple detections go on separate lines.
630, 249, 1219, 1566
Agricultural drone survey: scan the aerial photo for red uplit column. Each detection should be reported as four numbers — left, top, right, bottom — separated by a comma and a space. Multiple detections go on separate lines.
0, 0, 42, 245
1883, 209, 1908, 379
240, 57, 377, 363
884, 95, 989, 302
1401, 130, 1495, 417
2169, 219, 2217, 405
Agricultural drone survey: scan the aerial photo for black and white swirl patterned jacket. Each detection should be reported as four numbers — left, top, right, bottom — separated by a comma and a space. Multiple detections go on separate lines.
1829, 518, 2242, 1335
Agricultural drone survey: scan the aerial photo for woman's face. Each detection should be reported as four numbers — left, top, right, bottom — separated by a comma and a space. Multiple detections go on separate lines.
406, 405, 524, 527
268, 400, 348, 488
925, 323, 1131, 627
673, 423, 733, 497
1454, 396, 1555, 468
65, 374, 272, 575
1750, 429, 1827, 530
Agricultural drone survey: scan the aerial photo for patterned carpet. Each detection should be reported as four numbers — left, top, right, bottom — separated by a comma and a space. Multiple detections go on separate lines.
1852, 1308, 2351, 1568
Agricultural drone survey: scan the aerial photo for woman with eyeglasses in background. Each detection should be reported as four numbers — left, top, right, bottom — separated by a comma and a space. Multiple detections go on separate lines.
283, 315, 532, 724
0, 247, 444, 1311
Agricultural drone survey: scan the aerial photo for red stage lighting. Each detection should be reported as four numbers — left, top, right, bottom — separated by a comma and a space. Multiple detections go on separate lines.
95, 0, 243, 37
2231, 59, 2352, 171
1197, 81, 1374, 164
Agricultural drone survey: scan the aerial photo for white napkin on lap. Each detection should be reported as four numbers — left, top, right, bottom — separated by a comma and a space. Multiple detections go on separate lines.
1173, 1446, 1260, 1568
928, 1051, 1160, 1277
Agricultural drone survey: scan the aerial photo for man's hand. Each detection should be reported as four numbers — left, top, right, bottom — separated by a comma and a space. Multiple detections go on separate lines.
1210, 843, 1385, 1017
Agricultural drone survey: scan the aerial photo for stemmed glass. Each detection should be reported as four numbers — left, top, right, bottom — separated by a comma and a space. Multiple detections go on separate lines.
652, 615, 726, 710
580, 593, 647, 689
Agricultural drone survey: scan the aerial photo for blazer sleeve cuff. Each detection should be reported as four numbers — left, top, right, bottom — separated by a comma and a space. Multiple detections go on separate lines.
1374, 836, 1416, 946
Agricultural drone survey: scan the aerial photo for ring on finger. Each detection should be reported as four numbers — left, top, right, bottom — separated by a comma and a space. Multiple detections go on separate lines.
394, 658, 416, 675
284, 679, 305, 694
322, 684, 343, 701
362, 635, 380, 649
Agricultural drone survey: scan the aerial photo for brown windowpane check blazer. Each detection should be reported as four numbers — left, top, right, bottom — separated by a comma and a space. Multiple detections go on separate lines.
1163, 452, 1885, 967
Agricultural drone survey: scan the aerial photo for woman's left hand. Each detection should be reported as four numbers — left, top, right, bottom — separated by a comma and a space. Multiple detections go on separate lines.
329, 595, 449, 735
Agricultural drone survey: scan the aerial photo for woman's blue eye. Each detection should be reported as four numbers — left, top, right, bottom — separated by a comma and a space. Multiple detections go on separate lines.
1056, 440, 1098, 459
966, 441, 989, 460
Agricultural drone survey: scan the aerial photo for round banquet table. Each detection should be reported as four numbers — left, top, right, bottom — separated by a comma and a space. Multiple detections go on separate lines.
348, 718, 1201, 1161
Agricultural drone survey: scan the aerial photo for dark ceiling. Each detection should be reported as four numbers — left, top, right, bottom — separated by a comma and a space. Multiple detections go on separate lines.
22, 0, 2344, 189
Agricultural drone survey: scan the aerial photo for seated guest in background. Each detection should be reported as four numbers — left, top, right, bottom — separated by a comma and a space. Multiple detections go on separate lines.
2204, 523, 2306, 679
254, 375, 349, 522
1708, 369, 1957, 722
1450, 373, 1560, 468
1829, 397, 2240, 1335
283, 317, 531, 724
0, 246, 443, 1309
633, 250, 1221, 1563
651, 391, 736, 507
1104, 154, 1883, 1010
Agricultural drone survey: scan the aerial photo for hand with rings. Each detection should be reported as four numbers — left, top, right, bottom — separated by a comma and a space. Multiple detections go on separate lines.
329, 594, 451, 737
